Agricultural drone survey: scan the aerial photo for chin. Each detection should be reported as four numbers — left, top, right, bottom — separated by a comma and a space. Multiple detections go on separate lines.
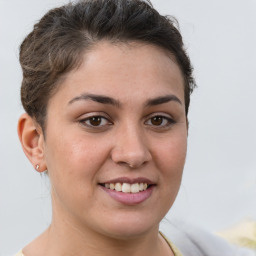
95, 213, 160, 240
102, 226, 155, 240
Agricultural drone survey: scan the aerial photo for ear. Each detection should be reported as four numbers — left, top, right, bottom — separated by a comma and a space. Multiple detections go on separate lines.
17, 113, 47, 172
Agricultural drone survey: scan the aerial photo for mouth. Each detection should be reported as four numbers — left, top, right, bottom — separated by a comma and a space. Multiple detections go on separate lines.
98, 177, 155, 205
99, 182, 153, 193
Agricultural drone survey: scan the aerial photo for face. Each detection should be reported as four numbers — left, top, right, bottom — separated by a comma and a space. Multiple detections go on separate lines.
42, 41, 187, 239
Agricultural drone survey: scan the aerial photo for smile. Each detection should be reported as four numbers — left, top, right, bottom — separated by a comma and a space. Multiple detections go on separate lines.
99, 177, 155, 205
102, 182, 148, 193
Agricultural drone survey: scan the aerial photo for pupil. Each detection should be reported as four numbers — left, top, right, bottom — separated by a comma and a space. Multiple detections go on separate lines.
152, 116, 163, 125
90, 117, 101, 126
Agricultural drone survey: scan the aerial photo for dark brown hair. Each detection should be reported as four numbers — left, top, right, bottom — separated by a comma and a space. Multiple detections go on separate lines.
20, 0, 196, 131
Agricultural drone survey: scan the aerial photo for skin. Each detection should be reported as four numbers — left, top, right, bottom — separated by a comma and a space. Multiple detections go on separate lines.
18, 41, 187, 256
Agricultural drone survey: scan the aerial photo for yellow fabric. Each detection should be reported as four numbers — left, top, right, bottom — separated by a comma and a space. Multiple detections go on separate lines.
14, 251, 24, 256
160, 231, 183, 256
15, 232, 182, 256
217, 219, 256, 250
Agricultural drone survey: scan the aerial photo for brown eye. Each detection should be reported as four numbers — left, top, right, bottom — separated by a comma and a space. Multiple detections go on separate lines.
80, 115, 111, 128
89, 116, 102, 126
151, 116, 164, 126
145, 115, 175, 128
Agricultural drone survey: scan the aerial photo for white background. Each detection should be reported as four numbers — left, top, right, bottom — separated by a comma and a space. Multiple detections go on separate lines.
0, 0, 255, 255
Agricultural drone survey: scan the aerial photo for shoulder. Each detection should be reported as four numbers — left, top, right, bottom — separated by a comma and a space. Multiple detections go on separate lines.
161, 219, 256, 256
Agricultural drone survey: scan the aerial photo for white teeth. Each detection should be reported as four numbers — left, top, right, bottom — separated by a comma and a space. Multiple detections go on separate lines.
115, 183, 122, 192
131, 183, 140, 193
122, 183, 131, 193
104, 182, 149, 193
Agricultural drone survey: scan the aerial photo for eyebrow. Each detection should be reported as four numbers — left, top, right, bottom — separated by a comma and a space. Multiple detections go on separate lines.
68, 93, 182, 107
145, 95, 182, 107
68, 93, 121, 107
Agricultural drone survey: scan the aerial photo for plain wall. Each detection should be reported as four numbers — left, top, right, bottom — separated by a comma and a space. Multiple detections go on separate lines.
0, 0, 255, 254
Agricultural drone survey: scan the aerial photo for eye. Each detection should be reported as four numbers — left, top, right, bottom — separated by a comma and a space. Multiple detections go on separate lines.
80, 115, 112, 128
145, 115, 175, 128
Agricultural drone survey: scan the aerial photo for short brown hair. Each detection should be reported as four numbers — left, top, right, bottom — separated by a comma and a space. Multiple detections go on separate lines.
20, 0, 196, 131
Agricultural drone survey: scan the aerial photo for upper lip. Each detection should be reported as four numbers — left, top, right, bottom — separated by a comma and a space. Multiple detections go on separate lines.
99, 177, 155, 185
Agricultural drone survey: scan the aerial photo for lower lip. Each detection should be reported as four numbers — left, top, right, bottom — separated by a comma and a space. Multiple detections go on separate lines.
100, 186, 154, 205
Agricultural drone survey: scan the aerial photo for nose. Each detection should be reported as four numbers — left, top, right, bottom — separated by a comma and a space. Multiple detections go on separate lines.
111, 125, 152, 169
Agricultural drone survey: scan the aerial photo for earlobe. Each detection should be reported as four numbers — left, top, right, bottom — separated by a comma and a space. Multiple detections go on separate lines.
17, 113, 47, 172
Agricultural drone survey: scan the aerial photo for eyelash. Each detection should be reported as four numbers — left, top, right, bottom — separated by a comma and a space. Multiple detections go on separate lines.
144, 115, 175, 128
79, 115, 113, 128
79, 114, 175, 130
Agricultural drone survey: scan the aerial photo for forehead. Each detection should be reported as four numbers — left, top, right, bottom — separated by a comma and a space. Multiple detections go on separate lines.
49, 41, 185, 107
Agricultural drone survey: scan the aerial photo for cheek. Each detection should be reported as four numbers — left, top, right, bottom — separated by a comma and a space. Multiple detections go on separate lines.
43, 132, 113, 200
150, 132, 187, 217
154, 130, 187, 196
44, 134, 110, 209
156, 132, 187, 172
45, 130, 108, 168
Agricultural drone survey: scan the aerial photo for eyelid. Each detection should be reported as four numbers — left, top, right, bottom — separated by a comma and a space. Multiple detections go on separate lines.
144, 112, 175, 127
145, 112, 174, 120
78, 112, 113, 128
78, 111, 111, 120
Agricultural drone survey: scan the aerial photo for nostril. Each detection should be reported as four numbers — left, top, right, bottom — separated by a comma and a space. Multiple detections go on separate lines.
116, 159, 149, 169
116, 161, 137, 168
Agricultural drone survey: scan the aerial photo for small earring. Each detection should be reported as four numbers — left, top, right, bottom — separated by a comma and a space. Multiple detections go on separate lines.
35, 164, 40, 170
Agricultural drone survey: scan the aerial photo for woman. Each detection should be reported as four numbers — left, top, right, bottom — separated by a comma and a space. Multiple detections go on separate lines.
17, 1, 193, 255
15, 0, 252, 255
